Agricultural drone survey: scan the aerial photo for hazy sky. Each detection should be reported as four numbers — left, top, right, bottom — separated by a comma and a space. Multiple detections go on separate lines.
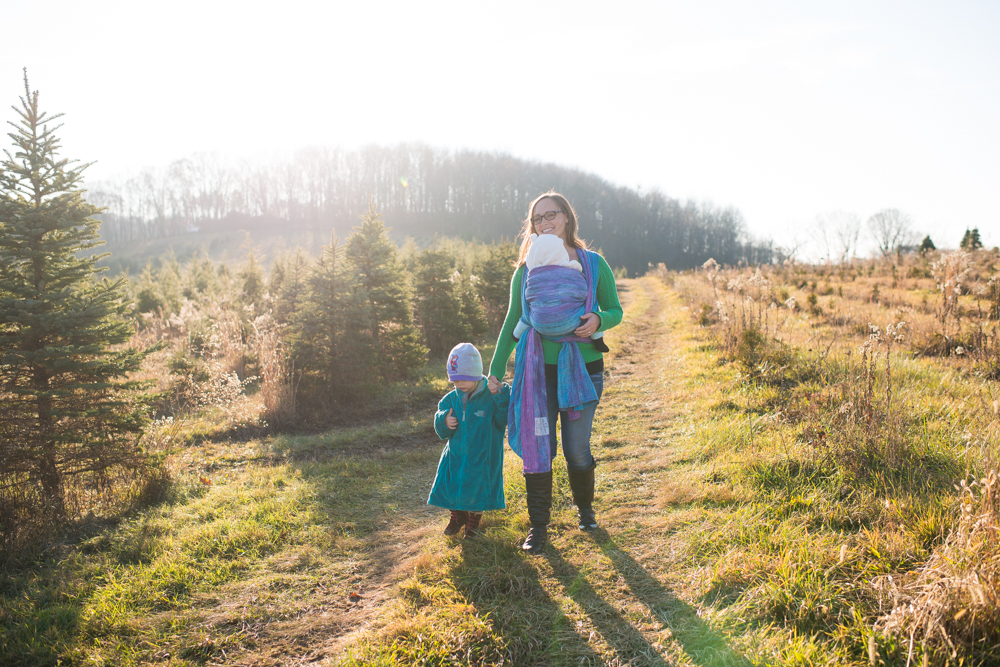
3, 0, 998, 257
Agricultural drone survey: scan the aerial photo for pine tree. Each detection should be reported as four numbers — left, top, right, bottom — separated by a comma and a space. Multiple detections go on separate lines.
133, 262, 165, 314
271, 248, 309, 325
345, 202, 426, 379
290, 231, 371, 403
918, 235, 936, 254
184, 252, 222, 300
0, 73, 152, 519
458, 268, 489, 339
961, 227, 983, 251
414, 248, 470, 356
239, 247, 266, 309
157, 250, 184, 314
973, 228, 984, 250
474, 241, 518, 334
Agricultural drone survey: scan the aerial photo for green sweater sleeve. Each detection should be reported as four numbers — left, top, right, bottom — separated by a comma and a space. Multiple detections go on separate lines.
488, 266, 524, 380
594, 255, 623, 332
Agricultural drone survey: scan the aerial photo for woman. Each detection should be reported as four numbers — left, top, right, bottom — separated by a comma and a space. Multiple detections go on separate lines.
487, 191, 622, 553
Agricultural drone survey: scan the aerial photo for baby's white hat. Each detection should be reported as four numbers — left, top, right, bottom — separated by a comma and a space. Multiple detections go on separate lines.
526, 233, 569, 268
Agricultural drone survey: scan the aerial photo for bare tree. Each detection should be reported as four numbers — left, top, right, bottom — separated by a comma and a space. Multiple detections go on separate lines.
808, 216, 833, 264
774, 234, 806, 264
868, 208, 913, 257
821, 210, 861, 263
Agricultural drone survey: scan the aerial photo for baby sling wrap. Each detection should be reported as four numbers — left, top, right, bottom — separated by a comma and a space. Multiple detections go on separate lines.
508, 248, 601, 474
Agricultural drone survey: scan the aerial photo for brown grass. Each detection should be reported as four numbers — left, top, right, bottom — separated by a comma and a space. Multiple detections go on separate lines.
251, 313, 299, 428
879, 470, 1000, 665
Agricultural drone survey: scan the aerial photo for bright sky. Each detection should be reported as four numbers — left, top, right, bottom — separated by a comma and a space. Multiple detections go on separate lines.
3, 0, 998, 257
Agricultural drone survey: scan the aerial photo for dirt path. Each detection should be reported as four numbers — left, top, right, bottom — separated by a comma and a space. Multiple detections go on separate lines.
312, 278, 679, 660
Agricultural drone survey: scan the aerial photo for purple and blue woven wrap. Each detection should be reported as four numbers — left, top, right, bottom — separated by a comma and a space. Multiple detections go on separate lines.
508, 248, 600, 474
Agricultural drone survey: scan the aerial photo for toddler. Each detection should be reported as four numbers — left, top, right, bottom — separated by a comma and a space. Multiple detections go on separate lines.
512, 233, 609, 352
429, 342, 511, 538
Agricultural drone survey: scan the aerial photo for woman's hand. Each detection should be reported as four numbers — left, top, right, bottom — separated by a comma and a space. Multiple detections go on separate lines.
487, 375, 502, 394
575, 312, 601, 337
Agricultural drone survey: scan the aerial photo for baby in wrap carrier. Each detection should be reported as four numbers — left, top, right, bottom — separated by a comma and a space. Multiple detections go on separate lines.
512, 234, 609, 353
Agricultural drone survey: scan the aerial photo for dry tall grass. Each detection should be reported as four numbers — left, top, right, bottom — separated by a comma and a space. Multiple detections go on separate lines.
252, 313, 299, 428
0, 404, 167, 559
206, 308, 247, 379
669, 251, 1000, 664
879, 470, 1000, 665
131, 299, 281, 429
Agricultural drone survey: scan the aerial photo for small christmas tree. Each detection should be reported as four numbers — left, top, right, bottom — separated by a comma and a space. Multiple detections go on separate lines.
0, 72, 153, 520
473, 241, 518, 334
414, 248, 471, 356
238, 246, 266, 309
345, 202, 426, 379
960, 227, 983, 251
290, 230, 371, 405
457, 268, 488, 339
270, 248, 310, 324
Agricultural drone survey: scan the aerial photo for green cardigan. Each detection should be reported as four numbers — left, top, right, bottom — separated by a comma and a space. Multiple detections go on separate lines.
488, 255, 623, 379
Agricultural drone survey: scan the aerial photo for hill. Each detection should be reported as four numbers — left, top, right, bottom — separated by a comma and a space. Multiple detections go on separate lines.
90, 144, 773, 276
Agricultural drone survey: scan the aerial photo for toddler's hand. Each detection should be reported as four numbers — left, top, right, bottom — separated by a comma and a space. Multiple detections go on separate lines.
445, 408, 458, 429
487, 375, 501, 394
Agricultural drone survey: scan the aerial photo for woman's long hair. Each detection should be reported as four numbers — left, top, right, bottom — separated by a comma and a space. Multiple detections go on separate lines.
515, 191, 588, 267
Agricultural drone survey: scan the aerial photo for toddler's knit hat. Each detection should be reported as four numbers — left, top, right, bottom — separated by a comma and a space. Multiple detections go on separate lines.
447, 342, 482, 382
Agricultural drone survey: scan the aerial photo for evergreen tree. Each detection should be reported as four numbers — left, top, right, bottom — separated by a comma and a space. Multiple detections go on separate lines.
0, 73, 152, 519
239, 247, 266, 308
290, 231, 371, 401
133, 262, 165, 313
458, 268, 489, 339
960, 227, 983, 251
271, 248, 309, 325
157, 250, 184, 314
474, 241, 518, 334
184, 252, 222, 300
344, 202, 426, 379
918, 235, 936, 254
414, 248, 470, 356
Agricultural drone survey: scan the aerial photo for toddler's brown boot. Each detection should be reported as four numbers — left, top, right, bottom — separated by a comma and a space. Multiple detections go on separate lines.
444, 510, 468, 536
464, 512, 483, 539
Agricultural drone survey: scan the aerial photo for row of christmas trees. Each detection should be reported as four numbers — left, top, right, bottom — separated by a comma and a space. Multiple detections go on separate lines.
128, 209, 518, 409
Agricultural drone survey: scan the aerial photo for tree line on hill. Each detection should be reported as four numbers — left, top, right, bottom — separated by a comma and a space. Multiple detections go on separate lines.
89, 145, 774, 276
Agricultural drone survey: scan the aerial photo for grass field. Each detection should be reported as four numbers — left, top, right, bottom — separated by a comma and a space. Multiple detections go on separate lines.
3, 261, 999, 666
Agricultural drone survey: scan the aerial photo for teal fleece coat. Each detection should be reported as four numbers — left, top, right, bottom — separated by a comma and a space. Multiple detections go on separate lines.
429, 377, 511, 512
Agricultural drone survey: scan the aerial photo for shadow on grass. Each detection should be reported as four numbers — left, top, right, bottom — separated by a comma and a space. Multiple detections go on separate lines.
452, 537, 605, 666
576, 529, 754, 667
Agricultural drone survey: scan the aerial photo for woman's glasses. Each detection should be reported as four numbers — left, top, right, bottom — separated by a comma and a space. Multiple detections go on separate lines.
530, 210, 563, 225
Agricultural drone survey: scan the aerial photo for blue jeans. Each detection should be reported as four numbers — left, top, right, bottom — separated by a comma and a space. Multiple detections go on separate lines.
545, 371, 603, 471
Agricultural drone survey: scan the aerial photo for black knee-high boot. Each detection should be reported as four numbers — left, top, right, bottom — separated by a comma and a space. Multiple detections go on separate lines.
567, 463, 597, 531
522, 472, 552, 553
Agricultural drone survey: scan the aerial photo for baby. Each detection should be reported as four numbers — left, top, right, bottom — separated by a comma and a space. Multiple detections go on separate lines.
513, 233, 608, 352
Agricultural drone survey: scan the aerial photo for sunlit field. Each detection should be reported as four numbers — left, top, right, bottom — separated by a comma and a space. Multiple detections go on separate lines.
5, 2, 1000, 663
3, 246, 999, 666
